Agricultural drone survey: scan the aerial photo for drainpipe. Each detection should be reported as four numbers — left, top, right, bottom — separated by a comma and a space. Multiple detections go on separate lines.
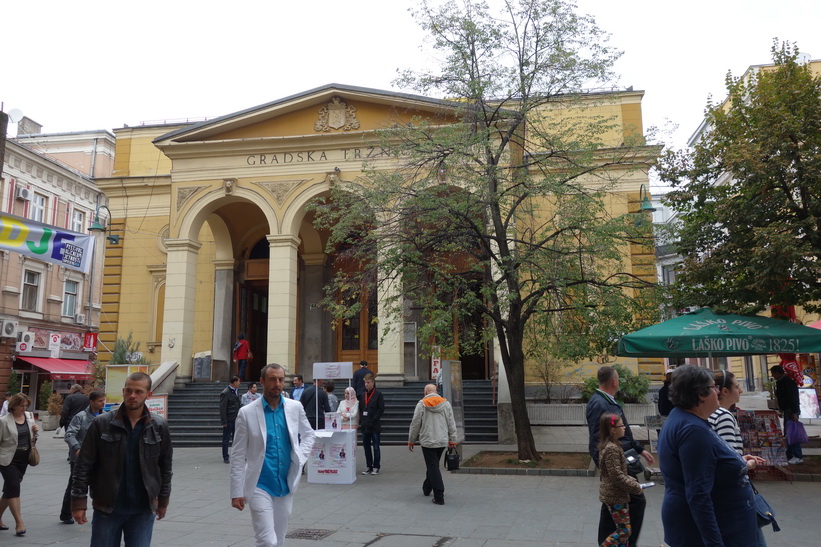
89, 137, 98, 178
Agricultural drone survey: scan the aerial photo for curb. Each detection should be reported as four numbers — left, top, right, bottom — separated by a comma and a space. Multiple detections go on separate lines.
455, 467, 594, 476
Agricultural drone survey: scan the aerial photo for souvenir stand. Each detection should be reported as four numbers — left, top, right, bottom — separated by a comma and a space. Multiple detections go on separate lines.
737, 409, 790, 480
307, 361, 357, 485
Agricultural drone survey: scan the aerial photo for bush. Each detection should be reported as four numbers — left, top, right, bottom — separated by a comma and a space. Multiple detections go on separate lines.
38, 380, 53, 411
48, 392, 64, 415
580, 363, 650, 404
7, 370, 20, 393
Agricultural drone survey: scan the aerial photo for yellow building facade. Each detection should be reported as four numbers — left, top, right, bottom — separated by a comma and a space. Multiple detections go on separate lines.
97, 84, 659, 384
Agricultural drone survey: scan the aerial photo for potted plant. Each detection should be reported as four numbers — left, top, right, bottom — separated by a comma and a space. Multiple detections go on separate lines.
764, 380, 779, 410
41, 387, 63, 431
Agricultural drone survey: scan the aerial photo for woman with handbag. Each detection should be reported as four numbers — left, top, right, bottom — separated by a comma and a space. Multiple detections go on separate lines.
0, 393, 39, 537
598, 412, 643, 547
658, 365, 756, 547
708, 370, 768, 546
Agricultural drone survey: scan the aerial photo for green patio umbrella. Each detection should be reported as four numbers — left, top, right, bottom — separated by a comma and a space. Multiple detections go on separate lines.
616, 307, 821, 358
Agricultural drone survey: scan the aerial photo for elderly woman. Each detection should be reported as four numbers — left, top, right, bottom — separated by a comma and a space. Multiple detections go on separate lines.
0, 393, 39, 536
337, 387, 359, 429
658, 365, 756, 547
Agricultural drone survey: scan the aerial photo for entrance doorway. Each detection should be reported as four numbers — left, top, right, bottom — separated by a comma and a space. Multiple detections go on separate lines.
336, 291, 378, 373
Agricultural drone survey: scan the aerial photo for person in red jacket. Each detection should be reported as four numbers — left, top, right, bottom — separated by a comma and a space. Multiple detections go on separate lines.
232, 333, 252, 381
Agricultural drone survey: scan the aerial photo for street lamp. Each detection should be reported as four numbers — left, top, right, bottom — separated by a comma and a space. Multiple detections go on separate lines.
88, 205, 120, 244
639, 184, 656, 213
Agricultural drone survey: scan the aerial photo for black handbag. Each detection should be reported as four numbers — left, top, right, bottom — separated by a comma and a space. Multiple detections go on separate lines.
623, 448, 645, 476
444, 447, 460, 471
751, 482, 780, 532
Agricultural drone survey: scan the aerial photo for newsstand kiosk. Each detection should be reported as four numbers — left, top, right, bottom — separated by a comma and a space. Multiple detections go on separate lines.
307, 361, 357, 485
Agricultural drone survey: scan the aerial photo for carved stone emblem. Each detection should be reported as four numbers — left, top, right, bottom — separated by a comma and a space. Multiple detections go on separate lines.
255, 180, 309, 206
176, 185, 207, 212
314, 97, 360, 132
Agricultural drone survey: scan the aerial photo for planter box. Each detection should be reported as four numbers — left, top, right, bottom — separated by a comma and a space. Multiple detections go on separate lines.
766, 399, 780, 410
41, 414, 60, 431
526, 403, 656, 426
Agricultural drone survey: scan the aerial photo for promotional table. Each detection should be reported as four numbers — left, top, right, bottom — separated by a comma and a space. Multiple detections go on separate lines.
307, 428, 357, 485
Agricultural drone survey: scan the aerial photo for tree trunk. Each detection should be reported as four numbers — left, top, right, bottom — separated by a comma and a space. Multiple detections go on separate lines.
504, 339, 540, 461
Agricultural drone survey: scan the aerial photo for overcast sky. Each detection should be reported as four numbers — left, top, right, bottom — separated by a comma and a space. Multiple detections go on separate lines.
3, 0, 819, 185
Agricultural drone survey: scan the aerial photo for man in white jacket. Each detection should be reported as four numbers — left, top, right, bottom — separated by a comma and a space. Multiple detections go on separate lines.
407, 384, 458, 505
230, 364, 315, 547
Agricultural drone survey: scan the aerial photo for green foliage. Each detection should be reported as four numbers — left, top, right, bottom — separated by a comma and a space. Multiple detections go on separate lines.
38, 380, 53, 411
311, 0, 659, 460
580, 363, 649, 404
109, 332, 151, 366
90, 360, 107, 389
658, 40, 821, 313
7, 370, 20, 393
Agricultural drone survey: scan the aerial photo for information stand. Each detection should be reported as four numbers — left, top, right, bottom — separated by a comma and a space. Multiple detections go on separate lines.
306, 361, 356, 485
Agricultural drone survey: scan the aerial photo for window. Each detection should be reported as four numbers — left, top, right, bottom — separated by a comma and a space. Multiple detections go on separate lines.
62, 280, 78, 317
71, 210, 85, 233
21, 270, 41, 311
30, 193, 47, 223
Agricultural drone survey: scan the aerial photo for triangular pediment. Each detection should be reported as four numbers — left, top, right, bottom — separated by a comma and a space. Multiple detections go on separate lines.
154, 84, 464, 146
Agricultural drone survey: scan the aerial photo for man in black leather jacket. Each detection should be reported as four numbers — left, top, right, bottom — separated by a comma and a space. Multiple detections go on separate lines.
71, 372, 172, 546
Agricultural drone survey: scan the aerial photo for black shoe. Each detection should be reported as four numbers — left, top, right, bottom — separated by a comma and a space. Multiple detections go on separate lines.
371, 468, 380, 475
61, 518, 74, 524
432, 498, 444, 505
362, 468, 373, 475
0, 524, 8, 530
16, 529, 26, 536
423, 484, 432, 497
224, 459, 230, 464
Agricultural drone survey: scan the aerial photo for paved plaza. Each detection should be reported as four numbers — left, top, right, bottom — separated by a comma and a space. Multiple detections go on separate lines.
3, 424, 818, 546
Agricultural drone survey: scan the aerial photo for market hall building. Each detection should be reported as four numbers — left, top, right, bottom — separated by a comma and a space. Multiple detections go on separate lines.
95, 84, 658, 385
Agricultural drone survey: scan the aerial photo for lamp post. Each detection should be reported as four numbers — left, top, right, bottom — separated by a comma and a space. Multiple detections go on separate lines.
86, 205, 119, 330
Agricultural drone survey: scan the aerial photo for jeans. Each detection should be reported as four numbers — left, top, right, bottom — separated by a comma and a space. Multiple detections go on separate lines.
421, 446, 446, 500
222, 420, 236, 461
237, 359, 247, 381
786, 442, 803, 459
598, 491, 645, 547
91, 507, 155, 547
362, 431, 381, 470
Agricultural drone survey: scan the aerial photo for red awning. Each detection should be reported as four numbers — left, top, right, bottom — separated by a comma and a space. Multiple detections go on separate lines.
16, 357, 93, 380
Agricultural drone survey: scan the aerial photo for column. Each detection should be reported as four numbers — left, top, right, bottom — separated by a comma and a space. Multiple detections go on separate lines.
212, 259, 235, 381
161, 238, 202, 379
267, 235, 300, 373
376, 273, 404, 382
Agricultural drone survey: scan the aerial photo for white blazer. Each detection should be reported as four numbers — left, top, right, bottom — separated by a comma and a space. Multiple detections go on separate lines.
0, 412, 36, 466
229, 395, 316, 501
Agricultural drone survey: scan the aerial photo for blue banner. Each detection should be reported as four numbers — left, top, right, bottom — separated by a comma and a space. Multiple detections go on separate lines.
0, 212, 95, 273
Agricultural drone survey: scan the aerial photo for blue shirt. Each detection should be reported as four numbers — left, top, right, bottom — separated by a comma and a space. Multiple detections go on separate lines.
292, 386, 304, 401
257, 395, 293, 498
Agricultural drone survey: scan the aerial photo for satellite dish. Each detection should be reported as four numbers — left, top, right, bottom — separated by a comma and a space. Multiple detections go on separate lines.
797, 52, 812, 65
7, 109, 23, 123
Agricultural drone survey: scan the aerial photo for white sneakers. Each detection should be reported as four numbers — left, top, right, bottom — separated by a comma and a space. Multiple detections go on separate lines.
787, 457, 804, 465
361, 468, 380, 475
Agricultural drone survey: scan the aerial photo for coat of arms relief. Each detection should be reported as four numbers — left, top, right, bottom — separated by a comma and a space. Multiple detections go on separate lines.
314, 97, 360, 132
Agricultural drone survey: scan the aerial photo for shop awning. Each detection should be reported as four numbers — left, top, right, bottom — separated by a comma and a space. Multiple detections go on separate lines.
16, 357, 93, 380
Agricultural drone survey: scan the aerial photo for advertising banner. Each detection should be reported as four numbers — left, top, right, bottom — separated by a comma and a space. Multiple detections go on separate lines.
0, 212, 95, 273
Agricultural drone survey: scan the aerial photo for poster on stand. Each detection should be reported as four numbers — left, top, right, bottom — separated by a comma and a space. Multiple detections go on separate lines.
307, 429, 357, 485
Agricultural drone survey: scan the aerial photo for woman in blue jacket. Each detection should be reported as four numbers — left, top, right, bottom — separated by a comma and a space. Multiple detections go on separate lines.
658, 365, 756, 547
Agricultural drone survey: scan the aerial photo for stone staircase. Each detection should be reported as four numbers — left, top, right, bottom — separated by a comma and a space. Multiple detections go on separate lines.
167, 379, 498, 448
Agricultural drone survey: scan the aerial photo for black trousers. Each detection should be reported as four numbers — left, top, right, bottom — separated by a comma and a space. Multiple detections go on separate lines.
422, 446, 446, 500
60, 461, 75, 520
598, 491, 646, 547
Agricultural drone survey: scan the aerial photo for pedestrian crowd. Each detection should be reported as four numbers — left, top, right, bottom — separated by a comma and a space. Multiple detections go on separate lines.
0, 360, 806, 547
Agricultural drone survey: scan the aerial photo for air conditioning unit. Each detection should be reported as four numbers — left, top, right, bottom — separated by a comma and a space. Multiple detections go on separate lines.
0, 319, 18, 338
75, 313, 86, 324
17, 331, 34, 345
15, 187, 32, 201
